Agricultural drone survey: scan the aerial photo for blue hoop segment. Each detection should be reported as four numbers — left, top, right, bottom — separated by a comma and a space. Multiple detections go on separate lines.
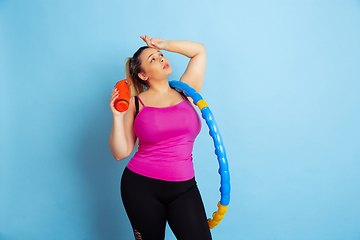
169, 81, 230, 229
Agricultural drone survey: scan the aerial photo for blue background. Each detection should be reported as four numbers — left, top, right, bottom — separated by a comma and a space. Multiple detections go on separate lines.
1, 0, 360, 239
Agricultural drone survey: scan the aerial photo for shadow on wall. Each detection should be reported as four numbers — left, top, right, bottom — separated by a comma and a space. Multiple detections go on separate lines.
76, 93, 133, 240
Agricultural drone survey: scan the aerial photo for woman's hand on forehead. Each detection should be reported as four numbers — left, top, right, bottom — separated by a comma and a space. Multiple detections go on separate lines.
140, 34, 168, 51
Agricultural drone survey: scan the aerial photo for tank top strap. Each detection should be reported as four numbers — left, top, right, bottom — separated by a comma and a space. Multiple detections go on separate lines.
137, 96, 145, 106
134, 96, 144, 120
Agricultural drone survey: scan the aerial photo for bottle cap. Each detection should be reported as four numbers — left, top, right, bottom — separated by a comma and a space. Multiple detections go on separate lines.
115, 99, 129, 112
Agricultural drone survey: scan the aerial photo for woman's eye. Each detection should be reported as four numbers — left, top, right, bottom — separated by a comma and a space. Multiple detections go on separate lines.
151, 58, 155, 62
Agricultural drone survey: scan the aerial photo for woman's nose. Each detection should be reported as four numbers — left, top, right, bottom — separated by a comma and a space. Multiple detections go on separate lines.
160, 57, 164, 62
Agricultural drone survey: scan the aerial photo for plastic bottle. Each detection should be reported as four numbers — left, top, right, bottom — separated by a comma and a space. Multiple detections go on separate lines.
114, 79, 132, 112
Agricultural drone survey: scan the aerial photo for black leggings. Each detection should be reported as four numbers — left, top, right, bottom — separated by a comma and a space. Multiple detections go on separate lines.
121, 167, 212, 240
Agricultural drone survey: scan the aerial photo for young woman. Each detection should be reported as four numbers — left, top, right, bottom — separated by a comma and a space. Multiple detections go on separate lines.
109, 35, 211, 240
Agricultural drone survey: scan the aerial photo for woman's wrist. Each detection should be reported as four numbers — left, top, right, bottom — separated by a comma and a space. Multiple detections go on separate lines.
163, 41, 169, 51
113, 112, 125, 121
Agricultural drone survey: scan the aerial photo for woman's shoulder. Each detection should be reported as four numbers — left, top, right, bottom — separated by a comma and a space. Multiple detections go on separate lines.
136, 91, 148, 101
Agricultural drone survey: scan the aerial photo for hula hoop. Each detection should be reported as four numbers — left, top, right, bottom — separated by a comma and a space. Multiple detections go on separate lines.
169, 81, 230, 229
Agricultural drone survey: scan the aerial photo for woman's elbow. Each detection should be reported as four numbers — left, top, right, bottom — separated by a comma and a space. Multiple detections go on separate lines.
112, 149, 133, 161
113, 154, 127, 161
199, 42, 206, 51
113, 152, 127, 161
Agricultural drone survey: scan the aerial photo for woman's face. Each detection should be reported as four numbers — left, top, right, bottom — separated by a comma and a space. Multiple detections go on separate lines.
138, 48, 172, 81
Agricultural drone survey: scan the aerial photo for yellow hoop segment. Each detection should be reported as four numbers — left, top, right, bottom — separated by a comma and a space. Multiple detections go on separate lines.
207, 202, 229, 229
196, 99, 209, 110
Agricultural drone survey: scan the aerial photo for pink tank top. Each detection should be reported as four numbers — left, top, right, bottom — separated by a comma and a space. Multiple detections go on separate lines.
127, 95, 202, 181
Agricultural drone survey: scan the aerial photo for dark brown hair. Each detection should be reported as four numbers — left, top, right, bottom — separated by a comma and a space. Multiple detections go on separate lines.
125, 46, 150, 96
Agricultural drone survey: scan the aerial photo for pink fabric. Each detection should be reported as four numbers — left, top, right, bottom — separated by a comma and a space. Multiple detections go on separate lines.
127, 97, 201, 181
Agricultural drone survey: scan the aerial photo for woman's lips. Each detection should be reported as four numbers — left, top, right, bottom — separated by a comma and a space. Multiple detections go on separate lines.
163, 63, 169, 69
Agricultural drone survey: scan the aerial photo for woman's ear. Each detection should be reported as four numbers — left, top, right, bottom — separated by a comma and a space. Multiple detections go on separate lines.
138, 72, 148, 81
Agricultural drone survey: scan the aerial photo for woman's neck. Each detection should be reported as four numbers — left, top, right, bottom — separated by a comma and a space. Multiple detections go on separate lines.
147, 79, 171, 94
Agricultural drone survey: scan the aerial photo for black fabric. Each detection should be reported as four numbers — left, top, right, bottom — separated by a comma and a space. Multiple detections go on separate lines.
179, 91, 190, 101
134, 96, 139, 119
121, 167, 212, 240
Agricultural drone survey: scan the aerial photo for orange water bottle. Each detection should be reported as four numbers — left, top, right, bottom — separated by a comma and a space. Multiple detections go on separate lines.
114, 79, 132, 112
